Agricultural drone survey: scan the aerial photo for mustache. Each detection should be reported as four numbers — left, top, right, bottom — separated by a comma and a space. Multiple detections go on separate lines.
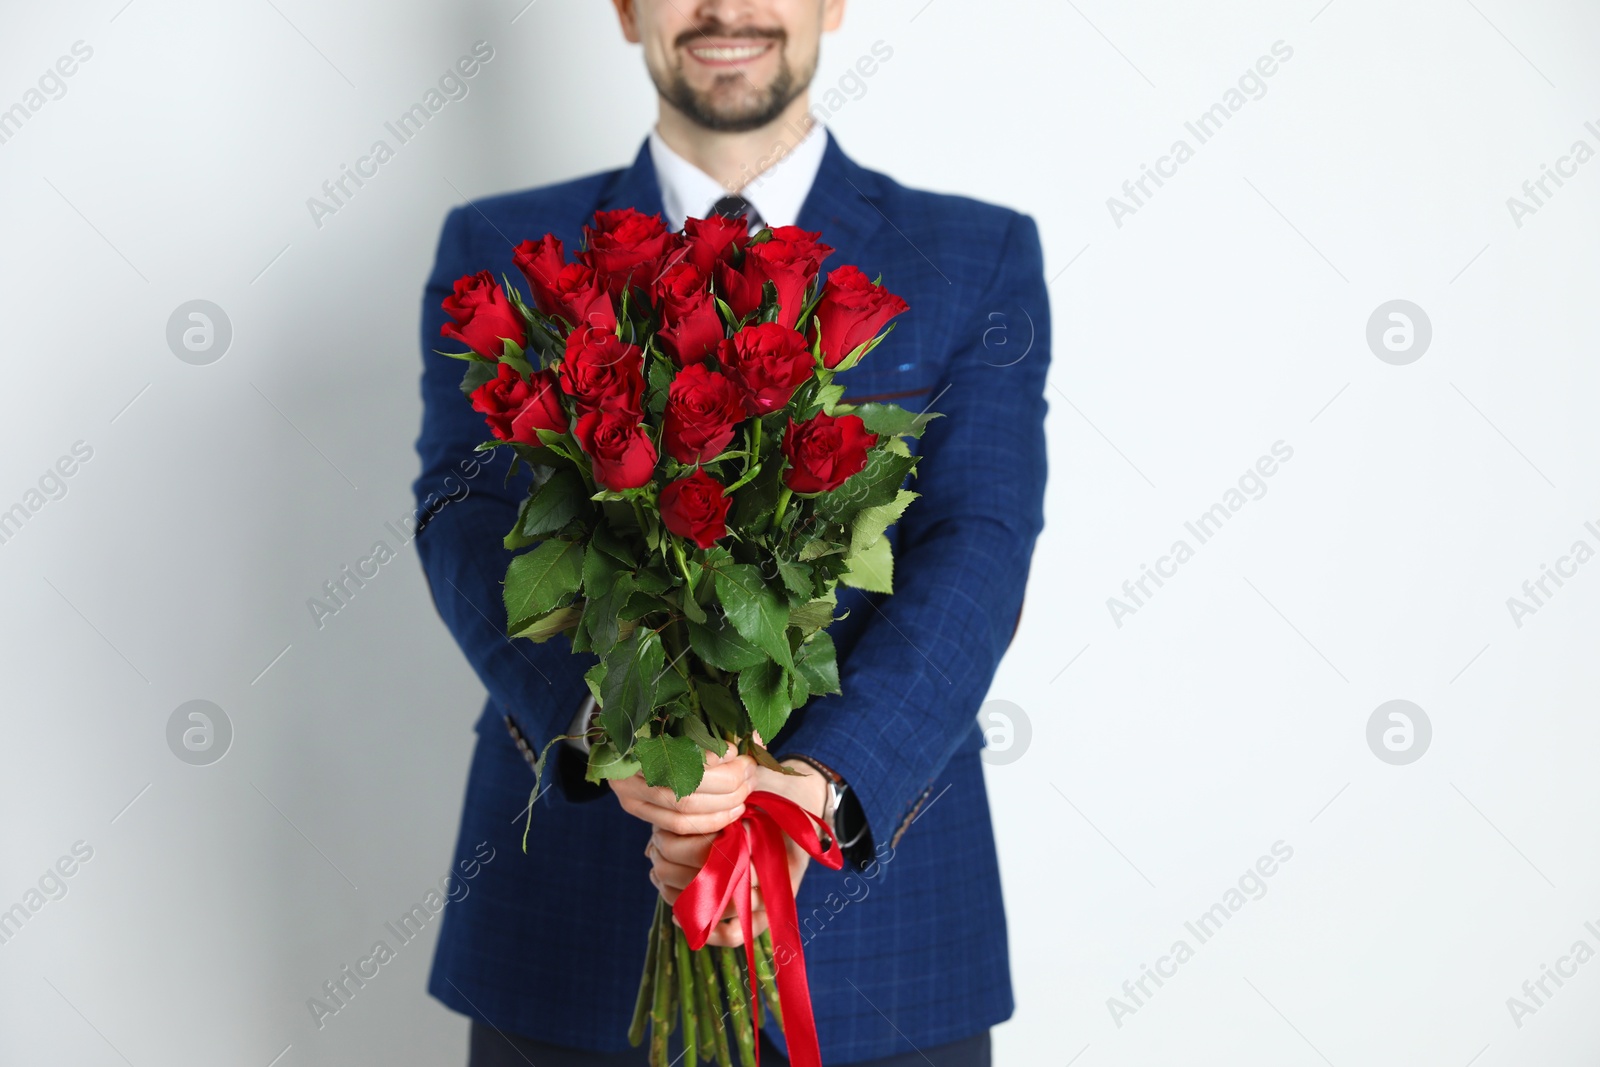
674, 23, 785, 49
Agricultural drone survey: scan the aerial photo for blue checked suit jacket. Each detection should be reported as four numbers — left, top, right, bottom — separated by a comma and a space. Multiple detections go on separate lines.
413, 131, 1050, 1064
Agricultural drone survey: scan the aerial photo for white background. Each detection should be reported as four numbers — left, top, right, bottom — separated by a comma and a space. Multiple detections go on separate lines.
2, 1, 1598, 1064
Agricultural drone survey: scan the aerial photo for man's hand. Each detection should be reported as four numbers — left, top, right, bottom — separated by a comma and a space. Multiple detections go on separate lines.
614, 749, 830, 948
608, 745, 757, 835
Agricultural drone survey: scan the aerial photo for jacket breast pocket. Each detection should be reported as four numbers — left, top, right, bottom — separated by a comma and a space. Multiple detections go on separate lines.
834, 319, 940, 406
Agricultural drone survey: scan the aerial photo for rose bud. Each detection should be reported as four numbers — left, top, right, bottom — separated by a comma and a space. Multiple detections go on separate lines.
717, 322, 815, 416
682, 214, 749, 275
559, 327, 644, 415
574, 407, 658, 491
810, 265, 909, 369
512, 234, 564, 309
440, 271, 526, 359
780, 411, 878, 494
654, 262, 724, 366
580, 207, 678, 298
514, 234, 616, 331
716, 226, 832, 329
659, 469, 732, 550
470, 364, 567, 443
663, 363, 745, 464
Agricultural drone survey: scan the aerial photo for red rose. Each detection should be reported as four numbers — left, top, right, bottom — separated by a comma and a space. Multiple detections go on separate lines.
810, 265, 909, 369
514, 236, 616, 331
654, 263, 725, 366
717, 322, 815, 415
682, 214, 748, 275
546, 262, 618, 331
574, 407, 658, 491
470, 364, 567, 443
716, 226, 832, 329
780, 411, 878, 494
659, 469, 732, 549
663, 363, 745, 464
559, 327, 644, 414
511, 234, 563, 306
580, 208, 678, 297
440, 271, 526, 358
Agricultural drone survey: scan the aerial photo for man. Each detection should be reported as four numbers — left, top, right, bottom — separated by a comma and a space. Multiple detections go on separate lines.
412, 2, 1050, 1064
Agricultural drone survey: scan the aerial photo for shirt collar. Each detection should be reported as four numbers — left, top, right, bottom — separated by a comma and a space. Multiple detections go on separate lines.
647, 120, 828, 233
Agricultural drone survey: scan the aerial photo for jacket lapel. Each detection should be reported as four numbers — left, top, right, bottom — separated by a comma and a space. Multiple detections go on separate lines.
797, 130, 885, 256
595, 139, 666, 221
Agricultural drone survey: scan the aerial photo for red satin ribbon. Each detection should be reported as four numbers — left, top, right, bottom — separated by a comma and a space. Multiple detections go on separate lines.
672, 789, 843, 1067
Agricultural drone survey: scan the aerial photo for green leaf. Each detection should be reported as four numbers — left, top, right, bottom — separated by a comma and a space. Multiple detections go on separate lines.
839, 534, 894, 594
584, 660, 607, 704
459, 358, 498, 398
583, 572, 636, 658
814, 451, 917, 522
849, 402, 942, 439
506, 467, 589, 549
585, 741, 642, 783
590, 521, 637, 567
695, 679, 745, 736
713, 565, 794, 670
656, 668, 689, 707
850, 489, 917, 555
688, 616, 766, 672
620, 590, 664, 621
738, 660, 793, 741
813, 381, 845, 414
797, 539, 847, 561
497, 344, 533, 378
678, 582, 707, 624
731, 454, 783, 536
646, 355, 674, 417
775, 559, 813, 602
598, 629, 665, 747
504, 540, 585, 632
788, 596, 837, 636
679, 714, 728, 758
795, 631, 840, 696
508, 604, 581, 642
635, 734, 706, 799
635, 566, 674, 596
583, 541, 624, 597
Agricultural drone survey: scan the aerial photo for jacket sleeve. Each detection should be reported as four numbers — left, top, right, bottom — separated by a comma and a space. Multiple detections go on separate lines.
412, 205, 604, 804
774, 210, 1051, 862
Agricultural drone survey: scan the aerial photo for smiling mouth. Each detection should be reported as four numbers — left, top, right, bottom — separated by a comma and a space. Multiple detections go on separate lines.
685, 40, 776, 66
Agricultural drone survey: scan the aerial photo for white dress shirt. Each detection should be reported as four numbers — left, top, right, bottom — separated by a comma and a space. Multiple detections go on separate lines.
648, 119, 828, 233
565, 122, 829, 755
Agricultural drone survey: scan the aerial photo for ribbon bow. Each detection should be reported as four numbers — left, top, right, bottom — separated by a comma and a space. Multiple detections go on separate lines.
672, 789, 844, 1067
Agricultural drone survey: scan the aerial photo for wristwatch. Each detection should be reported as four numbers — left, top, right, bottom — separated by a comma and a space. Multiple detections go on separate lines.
785, 754, 871, 864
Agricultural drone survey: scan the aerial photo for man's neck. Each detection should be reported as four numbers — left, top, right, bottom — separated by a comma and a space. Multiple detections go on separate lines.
654, 95, 817, 194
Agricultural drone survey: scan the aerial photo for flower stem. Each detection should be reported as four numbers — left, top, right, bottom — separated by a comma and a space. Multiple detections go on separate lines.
695, 943, 733, 1067
650, 904, 675, 1066
754, 931, 783, 1029
671, 538, 693, 587
629, 900, 663, 1047
772, 486, 793, 529
723, 462, 763, 494
675, 930, 699, 1067
719, 947, 757, 1067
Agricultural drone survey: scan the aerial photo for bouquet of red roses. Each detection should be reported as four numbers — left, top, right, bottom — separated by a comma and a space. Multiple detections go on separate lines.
438, 208, 930, 1067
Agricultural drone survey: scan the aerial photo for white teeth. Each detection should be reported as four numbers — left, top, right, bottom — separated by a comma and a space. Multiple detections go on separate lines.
690, 45, 768, 61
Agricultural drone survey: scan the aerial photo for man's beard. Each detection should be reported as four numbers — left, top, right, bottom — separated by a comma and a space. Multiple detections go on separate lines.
651, 28, 813, 133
